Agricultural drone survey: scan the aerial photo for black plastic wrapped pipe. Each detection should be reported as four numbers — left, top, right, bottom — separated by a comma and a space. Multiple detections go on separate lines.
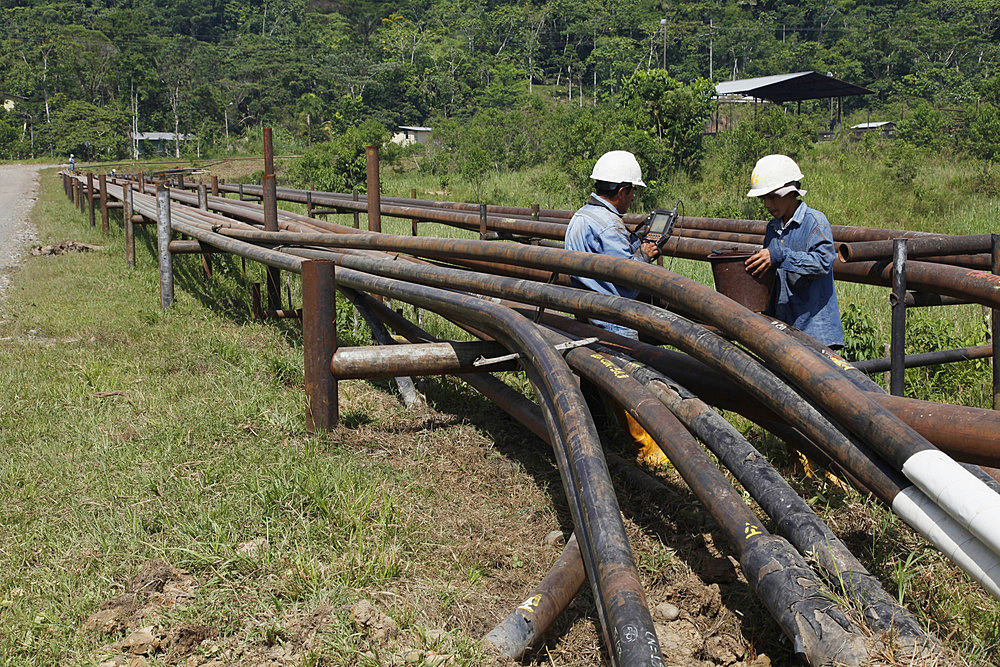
559, 337, 869, 666
308, 233, 1000, 549
599, 350, 932, 647
852, 344, 992, 373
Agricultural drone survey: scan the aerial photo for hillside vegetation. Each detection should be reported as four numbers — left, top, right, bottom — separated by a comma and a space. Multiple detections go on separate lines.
4, 0, 1000, 166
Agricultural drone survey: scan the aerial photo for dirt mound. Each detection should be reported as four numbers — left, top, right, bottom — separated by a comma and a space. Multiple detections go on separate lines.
84, 560, 203, 664
30, 240, 104, 256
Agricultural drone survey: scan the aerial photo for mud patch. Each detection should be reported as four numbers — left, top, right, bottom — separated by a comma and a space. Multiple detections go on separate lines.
30, 240, 104, 256
85, 560, 203, 663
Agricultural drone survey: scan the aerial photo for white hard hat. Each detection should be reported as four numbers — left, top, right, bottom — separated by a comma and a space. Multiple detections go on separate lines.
70, 153, 74, 158
591, 150, 646, 188
747, 154, 805, 197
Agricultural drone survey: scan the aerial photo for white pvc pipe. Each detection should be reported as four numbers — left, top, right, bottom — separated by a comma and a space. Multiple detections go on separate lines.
902, 450, 1000, 561
892, 485, 1000, 600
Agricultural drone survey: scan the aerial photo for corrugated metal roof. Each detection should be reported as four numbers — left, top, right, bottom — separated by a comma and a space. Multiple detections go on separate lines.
398, 126, 432, 132
130, 132, 192, 141
851, 121, 894, 129
715, 71, 872, 103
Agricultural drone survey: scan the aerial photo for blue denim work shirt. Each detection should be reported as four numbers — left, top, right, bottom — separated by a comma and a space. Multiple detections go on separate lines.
565, 194, 648, 338
763, 201, 844, 347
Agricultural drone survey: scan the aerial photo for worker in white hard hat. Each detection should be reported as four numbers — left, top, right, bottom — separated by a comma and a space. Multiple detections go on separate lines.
744, 154, 843, 348
566, 150, 669, 467
69, 153, 75, 172
565, 150, 660, 337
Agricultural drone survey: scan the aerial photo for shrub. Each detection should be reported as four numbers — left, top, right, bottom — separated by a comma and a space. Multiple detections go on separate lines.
903, 313, 990, 404
712, 107, 813, 198
284, 121, 395, 193
959, 103, 1000, 161
840, 302, 882, 363
617, 71, 715, 179
896, 102, 950, 150
882, 142, 920, 185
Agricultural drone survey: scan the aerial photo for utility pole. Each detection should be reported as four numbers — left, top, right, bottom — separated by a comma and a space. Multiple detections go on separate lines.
660, 18, 667, 69
709, 18, 714, 80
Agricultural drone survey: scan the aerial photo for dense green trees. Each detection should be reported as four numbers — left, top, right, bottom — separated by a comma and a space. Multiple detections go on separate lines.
3, 0, 1000, 165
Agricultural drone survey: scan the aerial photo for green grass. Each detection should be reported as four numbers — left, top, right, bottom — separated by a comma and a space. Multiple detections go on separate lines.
0, 172, 500, 665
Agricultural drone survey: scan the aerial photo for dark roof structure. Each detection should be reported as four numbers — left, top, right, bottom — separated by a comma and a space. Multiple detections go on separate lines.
715, 71, 873, 103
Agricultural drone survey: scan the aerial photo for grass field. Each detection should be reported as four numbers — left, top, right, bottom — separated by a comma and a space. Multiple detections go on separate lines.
2, 159, 998, 665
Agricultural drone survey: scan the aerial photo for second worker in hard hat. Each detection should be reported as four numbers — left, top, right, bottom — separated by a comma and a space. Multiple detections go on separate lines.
744, 154, 843, 349
565, 150, 669, 467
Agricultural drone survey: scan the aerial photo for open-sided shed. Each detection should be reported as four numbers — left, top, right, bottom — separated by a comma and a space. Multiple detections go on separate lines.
714, 71, 873, 132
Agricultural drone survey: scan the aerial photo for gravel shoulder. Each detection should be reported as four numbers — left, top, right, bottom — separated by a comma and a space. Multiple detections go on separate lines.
0, 164, 44, 302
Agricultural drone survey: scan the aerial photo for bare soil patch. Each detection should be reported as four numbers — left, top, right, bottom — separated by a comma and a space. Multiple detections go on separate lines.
30, 240, 105, 256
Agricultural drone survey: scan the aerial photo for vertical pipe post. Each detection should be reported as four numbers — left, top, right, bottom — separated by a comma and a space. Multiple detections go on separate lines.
479, 203, 488, 239
239, 182, 245, 201
124, 186, 135, 268
87, 173, 96, 227
198, 183, 212, 278
531, 203, 540, 221
302, 260, 338, 431
211, 175, 219, 196
262, 127, 281, 310
306, 190, 313, 218
68, 174, 75, 203
250, 283, 264, 320
410, 188, 418, 236
78, 179, 85, 213
352, 190, 360, 228
993, 234, 1000, 410
365, 145, 381, 233
156, 183, 174, 309
890, 238, 907, 396
137, 171, 144, 194
98, 173, 109, 233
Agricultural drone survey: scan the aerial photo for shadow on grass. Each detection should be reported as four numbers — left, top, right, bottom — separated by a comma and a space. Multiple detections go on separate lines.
406, 373, 780, 662
138, 229, 306, 343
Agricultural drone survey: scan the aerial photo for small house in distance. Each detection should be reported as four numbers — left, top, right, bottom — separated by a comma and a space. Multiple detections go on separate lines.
130, 132, 193, 156
391, 125, 432, 146
850, 121, 896, 138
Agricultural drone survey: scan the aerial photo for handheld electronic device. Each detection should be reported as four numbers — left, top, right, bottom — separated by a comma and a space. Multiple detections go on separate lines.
638, 203, 680, 248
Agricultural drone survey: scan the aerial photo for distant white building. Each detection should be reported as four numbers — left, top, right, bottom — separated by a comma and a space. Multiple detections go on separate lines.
391, 125, 432, 146
130, 131, 193, 155
850, 121, 895, 138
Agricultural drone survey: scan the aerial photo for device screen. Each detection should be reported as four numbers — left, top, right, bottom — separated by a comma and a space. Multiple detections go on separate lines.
647, 210, 674, 237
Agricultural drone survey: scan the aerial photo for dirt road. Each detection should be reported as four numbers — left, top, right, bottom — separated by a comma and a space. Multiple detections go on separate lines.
0, 164, 43, 301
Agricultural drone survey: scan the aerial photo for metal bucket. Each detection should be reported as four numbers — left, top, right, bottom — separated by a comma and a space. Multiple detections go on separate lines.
707, 250, 774, 312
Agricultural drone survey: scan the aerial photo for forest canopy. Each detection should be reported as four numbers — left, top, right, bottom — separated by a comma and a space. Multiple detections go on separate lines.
2, 0, 1000, 163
